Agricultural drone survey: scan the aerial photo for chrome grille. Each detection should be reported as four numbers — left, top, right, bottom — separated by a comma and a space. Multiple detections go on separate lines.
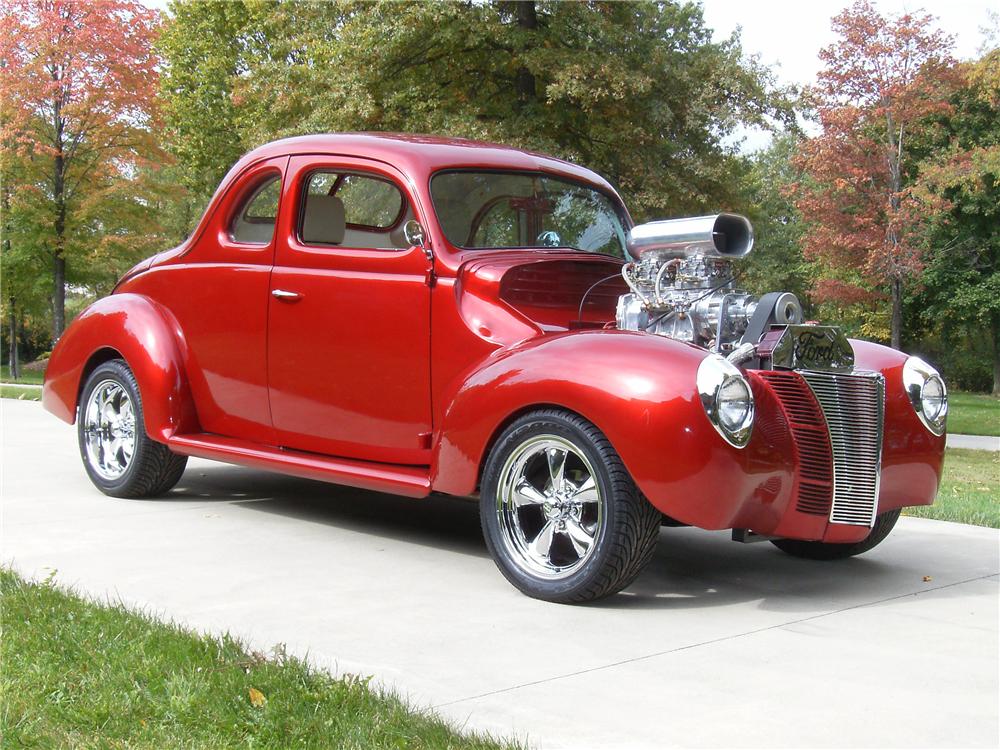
800, 370, 885, 527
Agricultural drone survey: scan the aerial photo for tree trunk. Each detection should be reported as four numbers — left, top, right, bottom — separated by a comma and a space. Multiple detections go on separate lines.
53, 254, 66, 338
52, 90, 67, 340
890, 276, 903, 350
8, 299, 19, 381
992, 311, 1000, 397
515, 1, 537, 102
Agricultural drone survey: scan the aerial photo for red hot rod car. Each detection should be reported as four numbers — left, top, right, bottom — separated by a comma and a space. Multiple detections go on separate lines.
43, 134, 947, 603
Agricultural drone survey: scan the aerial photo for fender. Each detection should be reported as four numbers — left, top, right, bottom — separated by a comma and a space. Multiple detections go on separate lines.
851, 339, 945, 512
430, 329, 796, 530
42, 293, 199, 442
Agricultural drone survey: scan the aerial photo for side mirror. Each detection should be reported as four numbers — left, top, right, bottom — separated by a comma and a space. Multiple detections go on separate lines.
404, 220, 432, 260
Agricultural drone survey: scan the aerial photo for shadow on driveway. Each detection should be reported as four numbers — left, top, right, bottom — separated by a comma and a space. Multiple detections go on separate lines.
136, 463, 984, 614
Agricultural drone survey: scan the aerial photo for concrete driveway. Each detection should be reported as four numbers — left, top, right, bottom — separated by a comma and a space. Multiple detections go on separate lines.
3, 399, 998, 749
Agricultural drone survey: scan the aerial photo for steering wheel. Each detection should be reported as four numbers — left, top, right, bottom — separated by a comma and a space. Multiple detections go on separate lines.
537, 230, 562, 247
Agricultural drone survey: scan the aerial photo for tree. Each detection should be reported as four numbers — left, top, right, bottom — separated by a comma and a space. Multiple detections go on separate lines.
0, 0, 162, 338
911, 49, 1000, 393
158, 0, 258, 219
792, 0, 958, 349
159, 0, 793, 222
739, 132, 813, 311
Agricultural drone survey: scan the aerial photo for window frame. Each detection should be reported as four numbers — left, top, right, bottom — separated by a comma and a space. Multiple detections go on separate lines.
227, 171, 283, 246
297, 169, 407, 249
428, 168, 632, 258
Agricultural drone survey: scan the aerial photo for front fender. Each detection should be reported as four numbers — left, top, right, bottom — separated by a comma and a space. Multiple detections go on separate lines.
431, 330, 776, 527
42, 294, 198, 442
851, 339, 945, 511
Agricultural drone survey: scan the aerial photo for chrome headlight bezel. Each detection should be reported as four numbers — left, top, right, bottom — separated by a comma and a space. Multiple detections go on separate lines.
696, 355, 754, 448
902, 356, 948, 436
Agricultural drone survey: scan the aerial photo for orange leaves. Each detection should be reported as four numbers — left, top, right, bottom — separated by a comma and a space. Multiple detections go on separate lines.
1, 0, 162, 160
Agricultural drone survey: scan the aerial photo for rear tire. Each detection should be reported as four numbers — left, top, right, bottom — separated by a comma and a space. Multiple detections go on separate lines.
480, 409, 661, 603
78, 359, 187, 498
770, 509, 901, 560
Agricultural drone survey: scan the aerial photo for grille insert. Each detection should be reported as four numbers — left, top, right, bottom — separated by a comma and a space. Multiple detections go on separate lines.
800, 370, 885, 527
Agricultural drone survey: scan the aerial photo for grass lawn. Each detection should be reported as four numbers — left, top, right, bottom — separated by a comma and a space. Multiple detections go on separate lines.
0, 569, 521, 750
947, 391, 999, 437
903, 448, 999, 528
1, 365, 45, 384
0, 384, 41, 401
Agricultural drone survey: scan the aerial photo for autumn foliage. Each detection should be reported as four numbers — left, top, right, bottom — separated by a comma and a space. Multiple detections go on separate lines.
0, 0, 161, 336
792, 0, 959, 348
0, 0, 997, 390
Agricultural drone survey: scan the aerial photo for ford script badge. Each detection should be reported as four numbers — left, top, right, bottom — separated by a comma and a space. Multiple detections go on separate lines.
762, 325, 855, 372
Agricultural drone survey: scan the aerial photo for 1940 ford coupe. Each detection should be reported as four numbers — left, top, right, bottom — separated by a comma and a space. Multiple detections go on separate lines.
43, 134, 947, 603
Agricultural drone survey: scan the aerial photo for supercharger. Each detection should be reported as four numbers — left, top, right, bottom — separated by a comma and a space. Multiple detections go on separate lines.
616, 213, 803, 352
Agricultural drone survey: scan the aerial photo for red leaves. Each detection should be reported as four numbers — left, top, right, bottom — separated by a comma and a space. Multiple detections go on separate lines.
792, 0, 960, 312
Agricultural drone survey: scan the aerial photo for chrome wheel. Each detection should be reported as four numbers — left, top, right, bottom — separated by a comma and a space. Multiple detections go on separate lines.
82, 379, 136, 481
495, 435, 604, 580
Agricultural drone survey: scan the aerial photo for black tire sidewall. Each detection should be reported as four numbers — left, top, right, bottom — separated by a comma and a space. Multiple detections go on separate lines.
480, 411, 627, 601
77, 360, 149, 496
771, 509, 902, 560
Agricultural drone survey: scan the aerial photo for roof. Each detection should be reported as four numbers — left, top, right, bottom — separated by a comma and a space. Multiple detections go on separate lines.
234, 132, 617, 193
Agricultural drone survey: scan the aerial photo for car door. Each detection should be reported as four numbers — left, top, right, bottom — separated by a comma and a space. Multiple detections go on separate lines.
127, 156, 286, 445
267, 155, 433, 465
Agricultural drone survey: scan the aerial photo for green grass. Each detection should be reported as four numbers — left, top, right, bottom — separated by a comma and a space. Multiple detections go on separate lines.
0, 365, 44, 384
948, 391, 999, 437
0, 384, 41, 401
0, 569, 523, 750
903, 448, 999, 528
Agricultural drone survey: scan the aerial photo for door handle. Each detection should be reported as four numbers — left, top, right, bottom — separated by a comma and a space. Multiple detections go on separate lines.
272, 289, 301, 301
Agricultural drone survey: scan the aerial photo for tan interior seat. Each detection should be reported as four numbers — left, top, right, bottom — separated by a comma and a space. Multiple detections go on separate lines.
302, 195, 346, 245
389, 206, 415, 248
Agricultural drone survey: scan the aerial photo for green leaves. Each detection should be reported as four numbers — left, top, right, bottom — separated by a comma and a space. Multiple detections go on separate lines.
157, 0, 788, 220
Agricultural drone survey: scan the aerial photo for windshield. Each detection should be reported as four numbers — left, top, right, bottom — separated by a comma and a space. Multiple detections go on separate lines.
430, 171, 628, 257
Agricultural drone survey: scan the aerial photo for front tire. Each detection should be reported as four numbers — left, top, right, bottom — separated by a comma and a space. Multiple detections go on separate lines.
480, 409, 661, 603
770, 509, 901, 560
78, 359, 187, 498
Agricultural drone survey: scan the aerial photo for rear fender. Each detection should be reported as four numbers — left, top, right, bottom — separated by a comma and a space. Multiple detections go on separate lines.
42, 294, 198, 442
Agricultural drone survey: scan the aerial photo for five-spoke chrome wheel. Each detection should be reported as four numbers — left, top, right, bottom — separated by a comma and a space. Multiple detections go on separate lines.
82, 379, 136, 481
481, 410, 662, 603
495, 435, 604, 579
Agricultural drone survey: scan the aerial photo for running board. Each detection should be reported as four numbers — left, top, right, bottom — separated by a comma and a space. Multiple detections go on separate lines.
167, 433, 431, 498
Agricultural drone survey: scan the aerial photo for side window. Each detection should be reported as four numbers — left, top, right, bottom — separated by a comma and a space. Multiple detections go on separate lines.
230, 174, 281, 244
300, 171, 409, 250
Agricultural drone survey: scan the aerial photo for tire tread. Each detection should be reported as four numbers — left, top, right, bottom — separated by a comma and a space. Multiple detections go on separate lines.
78, 360, 188, 498
481, 408, 661, 603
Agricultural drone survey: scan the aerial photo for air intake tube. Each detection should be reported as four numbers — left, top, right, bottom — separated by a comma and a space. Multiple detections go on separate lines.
627, 213, 754, 260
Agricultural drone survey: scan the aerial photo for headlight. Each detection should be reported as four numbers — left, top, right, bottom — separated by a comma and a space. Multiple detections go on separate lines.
697, 355, 754, 447
902, 356, 948, 436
